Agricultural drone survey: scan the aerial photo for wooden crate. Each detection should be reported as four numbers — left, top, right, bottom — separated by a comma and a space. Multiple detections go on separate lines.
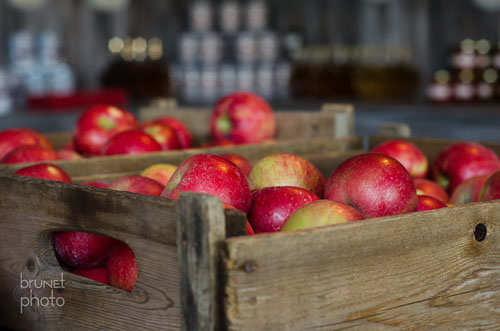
0, 150, 360, 330
42, 100, 355, 150
0, 136, 362, 180
1, 137, 498, 330
138, 99, 355, 145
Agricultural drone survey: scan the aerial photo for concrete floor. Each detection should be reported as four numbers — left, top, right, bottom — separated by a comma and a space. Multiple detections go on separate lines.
1, 102, 499, 142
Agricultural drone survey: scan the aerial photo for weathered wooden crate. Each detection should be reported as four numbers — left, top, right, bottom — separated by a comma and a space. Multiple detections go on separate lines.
0, 150, 359, 330
42, 100, 355, 150
1, 137, 498, 330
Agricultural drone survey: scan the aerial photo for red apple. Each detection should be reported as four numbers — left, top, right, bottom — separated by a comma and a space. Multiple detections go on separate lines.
450, 174, 490, 205
57, 149, 83, 160
140, 121, 180, 151
246, 222, 254, 235
83, 181, 110, 188
140, 163, 178, 186
210, 91, 276, 144
73, 267, 108, 285
220, 153, 253, 177
325, 153, 417, 218
432, 142, 500, 194
417, 195, 447, 211
0, 128, 53, 159
161, 154, 252, 213
479, 170, 500, 201
107, 242, 138, 292
1, 145, 58, 164
370, 140, 428, 179
101, 129, 162, 156
281, 200, 364, 231
248, 186, 320, 233
153, 116, 193, 149
53, 231, 118, 268
74, 105, 138, 155
248, 153, 325, 197
14, 163, 72, 183
414, 178, 449, 204
108, 175, 164, 196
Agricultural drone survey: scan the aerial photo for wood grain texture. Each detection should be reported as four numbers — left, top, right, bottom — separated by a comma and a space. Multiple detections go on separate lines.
0, 174, 181, 330
0, 136, 362, 178
177, 193, 226, 331
223, 201, 500, 330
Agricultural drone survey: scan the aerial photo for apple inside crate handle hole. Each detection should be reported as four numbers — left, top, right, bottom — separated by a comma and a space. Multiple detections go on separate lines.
48, 231, 139, 292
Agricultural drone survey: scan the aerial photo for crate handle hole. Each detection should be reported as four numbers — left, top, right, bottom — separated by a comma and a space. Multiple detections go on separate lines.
52, 231, 138, 292
474, 223, 487, 242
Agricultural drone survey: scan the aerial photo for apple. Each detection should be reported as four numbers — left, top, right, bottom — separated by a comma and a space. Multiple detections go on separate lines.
0, 128, 53, 159
14, 163, 72, 183
370, 140, 428, 179
107, 242, 138, 292
153, 116, 193, 149
57, 149, 83, 160
140, 163, 178, 186
416, 195, 447, 211
73, 267, 108, 285
1, 145, 58, 164
432, 142, 500, 193
479, 170, 500, 201
108, 175, 164, 196
414, 178, 449, 204
246, 222, 254, 235
83, 181, 110, 188
74, 105, 138, 155
325, 153, 417, 218
161, 154, 252, 213
53, 231, 118, 268
248, 153, 325, 197
248, 186, 319, 233
281, 200, 364, 231
101, 129, 162, 156
450, 174, 490, 205
140, 121, 180, 151
220, 153, 253, 177
210, 91, 276, 144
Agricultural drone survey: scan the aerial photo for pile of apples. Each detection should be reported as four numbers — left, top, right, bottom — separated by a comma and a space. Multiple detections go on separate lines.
0, 91, 277, 164
10, 136, 500, 292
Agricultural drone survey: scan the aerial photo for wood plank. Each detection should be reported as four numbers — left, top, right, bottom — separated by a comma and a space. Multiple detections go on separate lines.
0, 136, 362, 178
223, 201, 500, 330
0, 175, 181, 330
177, 193, 227, 331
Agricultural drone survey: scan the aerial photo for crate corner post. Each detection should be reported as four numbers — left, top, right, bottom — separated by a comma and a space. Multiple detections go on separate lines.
177, 192, 227, 331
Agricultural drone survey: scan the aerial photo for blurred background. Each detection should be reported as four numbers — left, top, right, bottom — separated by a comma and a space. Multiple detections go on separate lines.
1, 0, 500, 139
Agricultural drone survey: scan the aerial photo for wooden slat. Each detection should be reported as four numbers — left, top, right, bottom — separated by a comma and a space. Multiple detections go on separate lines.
223, 202, 500, 330
0, 136, 362, 178
370, 136, 500, 164
177, 193, 227, 331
